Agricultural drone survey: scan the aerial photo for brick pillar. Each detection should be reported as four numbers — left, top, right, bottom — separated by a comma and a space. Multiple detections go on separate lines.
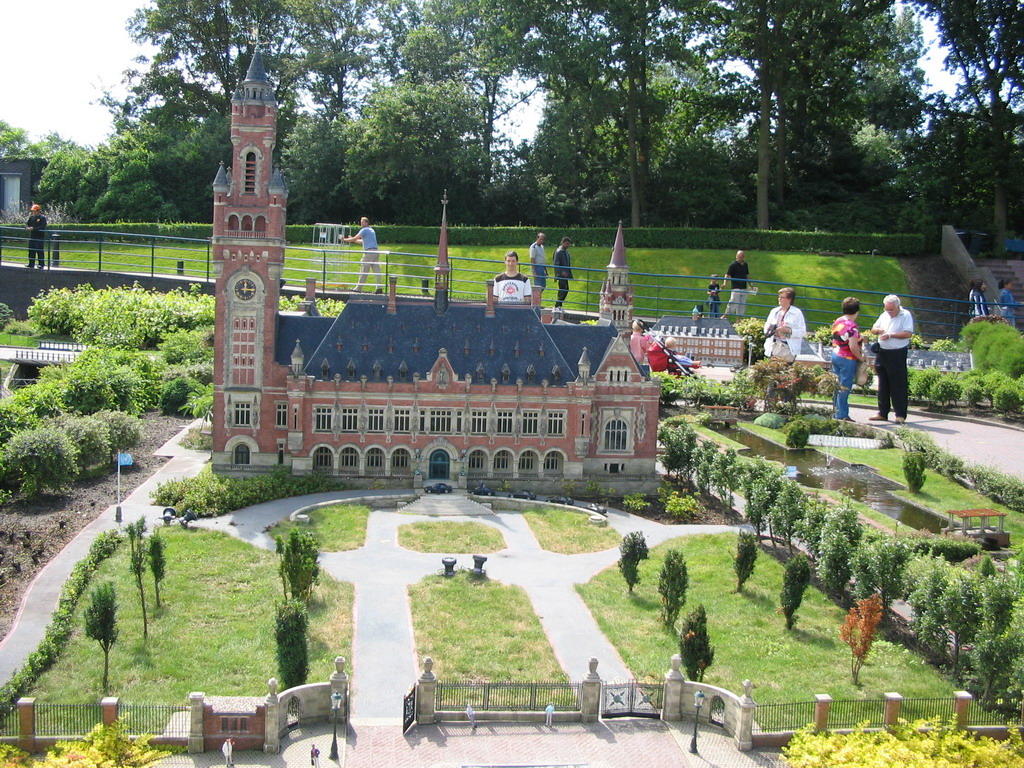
17, 697, 35, 753
330, 657, 350, 723
814, 694, 832, 732
580, 657, 602, 724
188, 692, 205, 753
485, 281, 495, 317
954, 690, 972, 729
735, 680, 755, 752
101, 697, 119, 726
661, 655, 685, 722
263, 678, 279, 754
883, 692, 902, 729
416, 658, 436, 725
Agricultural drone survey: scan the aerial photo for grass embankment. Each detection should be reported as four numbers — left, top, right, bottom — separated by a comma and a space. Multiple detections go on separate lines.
408, 572, 565, 680
578, 533, 955, 703
266, 503, 370, 551
824, 447, 1024, 543
28, 527, 353, 702
522, 507, 621, 554
398, 521, 506, 553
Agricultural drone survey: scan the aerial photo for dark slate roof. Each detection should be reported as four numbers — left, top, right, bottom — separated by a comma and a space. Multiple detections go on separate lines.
273, 298, 618, 386
245, 50, 268, 83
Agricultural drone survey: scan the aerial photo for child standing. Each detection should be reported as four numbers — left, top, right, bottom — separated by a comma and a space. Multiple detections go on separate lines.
707, 275, 721, 318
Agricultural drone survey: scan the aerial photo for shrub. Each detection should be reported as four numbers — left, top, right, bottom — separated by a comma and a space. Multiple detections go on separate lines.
853, 535, 910, 613
97, 410, 144, 452
902, 451, 927, 492
929, 374, 962, 407
151, 466, 344, 516
780, 554, 811, 630
159, 377, 199, 416
658, 549, 689, 629
817, 502, 861, 597
46, 414, 112, 476
618, 531, 649, 593
992, 383, 1022, 413
782, 418, 810, 448
664, 491, 702, 521
622, 493, 649, 513
908, 367, 942, 403
3, 426, 80, 497
0, 303, 12, 330
734, 531, 758, 592
929, 338, 962, 352
275, 599, 310, 689
753, 412, 786, 429
839, 593, 884, 685
679, 604, 714, 681
158, 327, 213, 364
733, 318, 767, 363
904, 534, 980, 563
276, 528, 321, 603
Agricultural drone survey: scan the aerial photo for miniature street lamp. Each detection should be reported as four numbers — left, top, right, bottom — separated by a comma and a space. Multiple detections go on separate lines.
689, 689, 705, 754
329, 690, 342, 760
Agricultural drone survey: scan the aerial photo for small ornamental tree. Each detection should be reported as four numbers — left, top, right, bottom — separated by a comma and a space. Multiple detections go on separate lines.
4, 426, 79, 497
902, 451, 927, 493
734, 531, 758, 592
770, 481, 807, 553
275, 599, 309, 689
277, 528, 321, 603
780, 554, 812, 630
941, 573, 981, 673
658, 549, 689, 629
816, 503, 861, 597
839, 593, 884, 685
148, 533, 166, 609
679, 604, 714, 681
83, 582, 119, 694
852, 535, 910, 614
126, 519, 149, 639
618, 531, 649, 593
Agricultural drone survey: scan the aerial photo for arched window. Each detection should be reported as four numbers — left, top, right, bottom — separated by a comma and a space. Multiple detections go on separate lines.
244, 151, 257, 193
232, 443, 250, 465
493, 450, 512, 472
467, 449, 487, 475
543, 451, 563, 474
254, 215, 267, 232
518, 451, 538, 474
241, 215, 253, 231
366, 447, 385, 471
228, 214, 239, 230
390, 448, 411, 475
339, 447, 359, 472
603, 419, 628, 451
312, 446, 333, 471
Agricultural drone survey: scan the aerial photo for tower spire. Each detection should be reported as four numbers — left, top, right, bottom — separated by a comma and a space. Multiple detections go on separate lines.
434, 190, 451, 314
599, 220, 634, 332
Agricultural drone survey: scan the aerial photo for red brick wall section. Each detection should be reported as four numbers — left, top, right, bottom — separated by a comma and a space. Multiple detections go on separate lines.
203, 704, 266, 752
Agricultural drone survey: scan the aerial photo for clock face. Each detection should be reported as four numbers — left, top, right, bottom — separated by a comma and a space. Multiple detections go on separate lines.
234, 278, 257, 301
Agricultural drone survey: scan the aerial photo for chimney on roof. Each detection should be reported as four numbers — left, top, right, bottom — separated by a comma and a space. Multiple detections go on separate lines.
485, 280, 496, 317
531, 285, 542, 307
540, 307, 554, 324
305, 278, 316, 300
387, 276, 398, 314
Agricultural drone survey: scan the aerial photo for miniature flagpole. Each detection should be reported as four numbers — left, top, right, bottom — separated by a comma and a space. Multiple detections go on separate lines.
115, 452, 122, 524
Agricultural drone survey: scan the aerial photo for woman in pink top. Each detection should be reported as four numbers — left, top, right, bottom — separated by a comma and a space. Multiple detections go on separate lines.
629, 320, 652, 364
831, 297, 865, 421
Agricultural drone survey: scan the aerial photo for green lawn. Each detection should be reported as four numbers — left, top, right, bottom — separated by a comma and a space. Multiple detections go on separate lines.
265, 503, 369, 551
397, 520, 506, 553
408, 572, 565, 680
578, 533, 956, 703
522, 507, 622, 554
28, 527, 353, 703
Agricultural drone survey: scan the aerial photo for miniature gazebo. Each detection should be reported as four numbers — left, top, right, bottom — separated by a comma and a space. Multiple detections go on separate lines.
942, 508, 1010, 549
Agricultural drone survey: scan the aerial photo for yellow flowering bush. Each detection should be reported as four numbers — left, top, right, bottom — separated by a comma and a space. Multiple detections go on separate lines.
784, 719, 1024, 767
28, 722, 174, 768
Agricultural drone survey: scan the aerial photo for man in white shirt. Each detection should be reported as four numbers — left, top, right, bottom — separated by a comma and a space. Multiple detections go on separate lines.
493, 251, 532, 303
869, 294, 914, 424
529, 233, 547, 296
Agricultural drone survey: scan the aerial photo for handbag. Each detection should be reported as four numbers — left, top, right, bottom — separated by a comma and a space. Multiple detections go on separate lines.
855, 360, 870, 386
771, 338, 795, 363
869, 341, 881, 354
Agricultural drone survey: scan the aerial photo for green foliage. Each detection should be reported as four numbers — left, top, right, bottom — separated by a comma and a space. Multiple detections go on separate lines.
903, 533, 980, 563
770, 481, 807, 553
657, 422, 698, 481
908, 367, 942, 403
148, 533, 166, 609
816, 501, 862, 597
83, 582, 119, 694
0, 303, 12, 330
929, 374, 962, 407
941, 572, 981, 672
780, 554, 811, 630
657, 549, 689, 629
750, 357, 837, 414
679, 604, 714, 682
853, 535, 910, 613
742, 458, 785, 540
275, 599, 310, 689
734, 531, 758, 592
159, 376, 200, 416
48, 720, 175, 768
782, 418, 811, 448
0, 530, 121, 710
29, 283, 215, 348
276, 528, 321, 603
46, 414, 112, 475
151, 466, 344, 517
3, 426, 79, 497
733, 318, 768, 364
992, 383, 1022, 413
618, 531, 650, 593
786, 718, 1024, 767
38, 348, 164, 415
753, 412, 787, 429
158, 327, 213, 364
126, 519, 149, 640
907, 556, 953, 662
663, 490, 702, 521
98, 410, 144, 451
962, 321, 1024, 377
622, 493, 649, 513
902, 451, 927, 493
796, 496, 830, 558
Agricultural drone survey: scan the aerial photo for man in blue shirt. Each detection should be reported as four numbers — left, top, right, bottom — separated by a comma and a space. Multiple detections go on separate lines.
344, 216, 382, 293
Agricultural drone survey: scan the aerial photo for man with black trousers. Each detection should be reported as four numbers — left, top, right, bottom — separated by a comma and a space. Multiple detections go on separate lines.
553, 237, 573, 309
25, 204, 46, 269
869, 294, 914, 424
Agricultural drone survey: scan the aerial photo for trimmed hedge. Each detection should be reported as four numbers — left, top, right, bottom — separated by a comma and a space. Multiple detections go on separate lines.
43, 223, 925, 255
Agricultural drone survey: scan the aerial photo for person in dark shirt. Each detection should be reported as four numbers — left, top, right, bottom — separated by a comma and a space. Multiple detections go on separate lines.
25, 204, 46, 269
707, 274, 721, 318
724, 250, 750, 318
552, 237, 573, 309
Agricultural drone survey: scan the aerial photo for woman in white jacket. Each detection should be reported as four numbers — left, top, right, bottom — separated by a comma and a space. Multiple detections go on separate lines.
763, 287, 806, 361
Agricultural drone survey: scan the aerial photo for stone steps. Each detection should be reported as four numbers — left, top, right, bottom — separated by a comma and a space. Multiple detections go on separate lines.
399, 493, 494, 516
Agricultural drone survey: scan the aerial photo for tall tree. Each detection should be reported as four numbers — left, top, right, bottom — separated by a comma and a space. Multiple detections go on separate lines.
658, 549, 689, 629
126, 519, 149, 640
148, 532, 167, 609
618, 531, 650, 593
84, 582, 119, 695
918, 0, 1024, 251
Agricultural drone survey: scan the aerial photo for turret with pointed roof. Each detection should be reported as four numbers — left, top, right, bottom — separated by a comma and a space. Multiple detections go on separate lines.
599, 221, 634, 333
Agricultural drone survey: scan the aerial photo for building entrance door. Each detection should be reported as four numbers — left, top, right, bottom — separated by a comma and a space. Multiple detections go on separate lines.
428, 450, 450, 480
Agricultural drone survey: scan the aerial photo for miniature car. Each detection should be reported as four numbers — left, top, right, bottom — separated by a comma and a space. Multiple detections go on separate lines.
424, 482, 453, 494
546, 495, 573, 506
509, 490, 537, 500
472, 484, 496, 496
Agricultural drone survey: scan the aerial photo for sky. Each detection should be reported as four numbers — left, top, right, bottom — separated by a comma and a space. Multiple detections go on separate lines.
2, 0, 959, 150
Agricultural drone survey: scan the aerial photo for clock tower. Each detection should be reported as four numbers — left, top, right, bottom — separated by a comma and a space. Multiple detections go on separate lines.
211, 49, 289, 464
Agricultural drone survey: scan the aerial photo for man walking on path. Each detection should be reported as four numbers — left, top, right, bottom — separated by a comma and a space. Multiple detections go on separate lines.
25, 204, 46, 269
529, 232, 547, 296
222, 737, 234, 768
869, 294, 914, 424
466, 703, 477, 731
724, 250, 750, 319
343, 216, 382, 293
553, 237, 573, 309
